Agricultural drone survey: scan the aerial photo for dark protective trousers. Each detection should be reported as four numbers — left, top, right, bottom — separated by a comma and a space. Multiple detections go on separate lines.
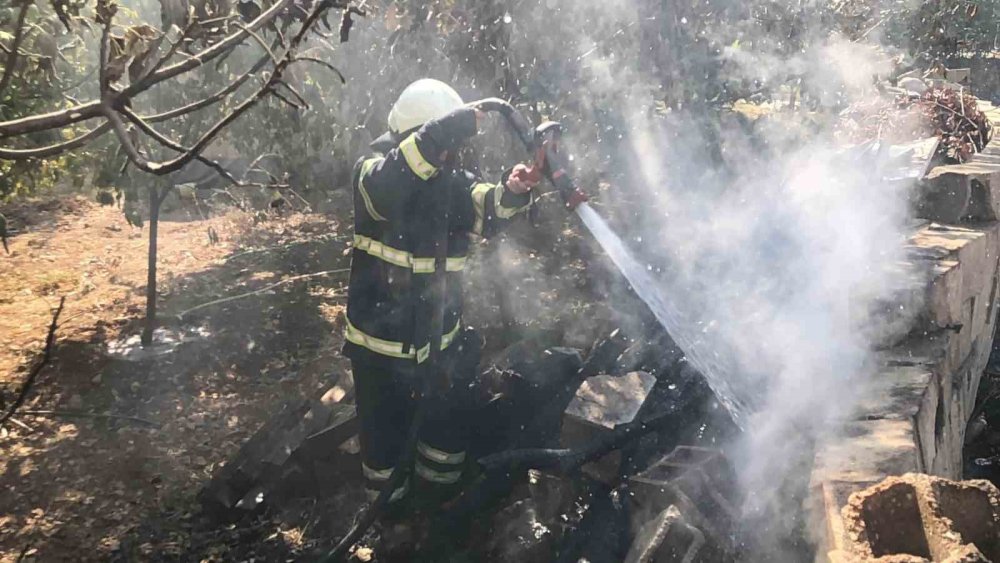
351, 330, 482, 502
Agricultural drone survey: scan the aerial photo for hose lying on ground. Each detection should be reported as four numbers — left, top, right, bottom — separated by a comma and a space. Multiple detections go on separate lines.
477, 409, 676, 475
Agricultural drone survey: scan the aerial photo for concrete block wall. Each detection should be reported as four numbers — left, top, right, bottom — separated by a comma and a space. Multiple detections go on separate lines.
813, 103, 1000, 561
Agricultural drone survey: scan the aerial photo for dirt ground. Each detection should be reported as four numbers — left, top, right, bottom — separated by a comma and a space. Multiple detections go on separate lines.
0, 197, 356, 561
0, 185, 641, 562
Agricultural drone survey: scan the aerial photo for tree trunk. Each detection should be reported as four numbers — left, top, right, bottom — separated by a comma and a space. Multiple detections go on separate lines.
141, 186, 161, 347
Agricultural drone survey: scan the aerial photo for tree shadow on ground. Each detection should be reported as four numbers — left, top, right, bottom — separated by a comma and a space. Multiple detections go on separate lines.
0, 214, 354, 562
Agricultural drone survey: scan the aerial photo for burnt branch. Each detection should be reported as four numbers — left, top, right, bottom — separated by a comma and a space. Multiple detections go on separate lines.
0, 297, 65, 429
0, 0, 32, 100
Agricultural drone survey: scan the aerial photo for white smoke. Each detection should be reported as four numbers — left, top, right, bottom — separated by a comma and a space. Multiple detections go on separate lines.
497, 2, 921, 556
218, 0, 922, 555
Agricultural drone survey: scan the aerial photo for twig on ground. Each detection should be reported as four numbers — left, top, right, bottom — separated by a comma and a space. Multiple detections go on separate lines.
19, 410, 160, 427
224, 233, 350, 261
15, 541, 32, 562
282, 186, 313, 210
7, 417, 35, 432
177, 268, 349, 318
7, 417, 33, 432
0, 297, 65, 429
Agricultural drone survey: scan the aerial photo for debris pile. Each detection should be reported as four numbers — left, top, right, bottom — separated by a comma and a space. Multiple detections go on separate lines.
199, 397, 358, 520
199, 325, 743, 560
837, 81, 993, 164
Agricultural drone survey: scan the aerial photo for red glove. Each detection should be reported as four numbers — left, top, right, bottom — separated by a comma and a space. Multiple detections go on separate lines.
507, 163, 542, 194
565, 187, 589, 210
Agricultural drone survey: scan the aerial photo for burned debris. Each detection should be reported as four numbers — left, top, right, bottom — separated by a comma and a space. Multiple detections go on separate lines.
200, 321, 742, 561
199, 398, 358, 520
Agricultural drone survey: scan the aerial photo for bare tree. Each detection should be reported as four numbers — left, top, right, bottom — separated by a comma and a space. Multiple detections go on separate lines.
0, 0, 357, 346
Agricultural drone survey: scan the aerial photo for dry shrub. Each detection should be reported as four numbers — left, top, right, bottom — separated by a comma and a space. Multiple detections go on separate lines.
837, 87, 993, 163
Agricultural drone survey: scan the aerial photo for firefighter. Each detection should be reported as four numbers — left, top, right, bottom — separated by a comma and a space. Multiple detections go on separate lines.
343, 79, 538, 506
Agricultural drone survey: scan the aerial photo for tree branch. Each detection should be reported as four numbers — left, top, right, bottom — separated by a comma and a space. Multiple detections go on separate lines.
276, 80, 309, 109
124, 0, 297, 96
0, 1, 32, 101
0, 122, 111, 160
97, 13, 113, 97
0, 297, 65, 429
1, 0, 347, 168
111, 0, 339, 176
142, 54, 271, 122
235, 22, 280, 67
0, 46, 267, 160
143, 83, 270, 174
118, 105, 247, 187
104, 106, 157, 171
270, 87, 302, 109
143, 20, 197, 79
0, 100, 102, 139
294, 56, 345, 83
0, 0, 298, 138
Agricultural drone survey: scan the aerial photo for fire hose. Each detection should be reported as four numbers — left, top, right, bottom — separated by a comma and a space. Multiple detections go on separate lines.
475, 97, 591, 211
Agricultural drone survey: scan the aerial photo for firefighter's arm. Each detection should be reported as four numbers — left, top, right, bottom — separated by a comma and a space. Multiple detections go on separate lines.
469, 166, 535, 239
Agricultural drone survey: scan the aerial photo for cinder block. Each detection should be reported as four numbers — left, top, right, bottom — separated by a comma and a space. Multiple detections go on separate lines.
628, 446, 737, 552
922, 142, 1000, 224
301, 403, 358, 461
561, 371, 657, 481
838, 473, 1000, 562
199, 390, 359, 519
624, 505, 706, 563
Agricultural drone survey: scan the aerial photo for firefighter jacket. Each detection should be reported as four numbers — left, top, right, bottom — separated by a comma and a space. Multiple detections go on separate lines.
342, 107, 532, 370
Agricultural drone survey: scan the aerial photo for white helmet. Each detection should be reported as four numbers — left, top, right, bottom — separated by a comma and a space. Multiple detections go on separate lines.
387, 78, 464, 135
